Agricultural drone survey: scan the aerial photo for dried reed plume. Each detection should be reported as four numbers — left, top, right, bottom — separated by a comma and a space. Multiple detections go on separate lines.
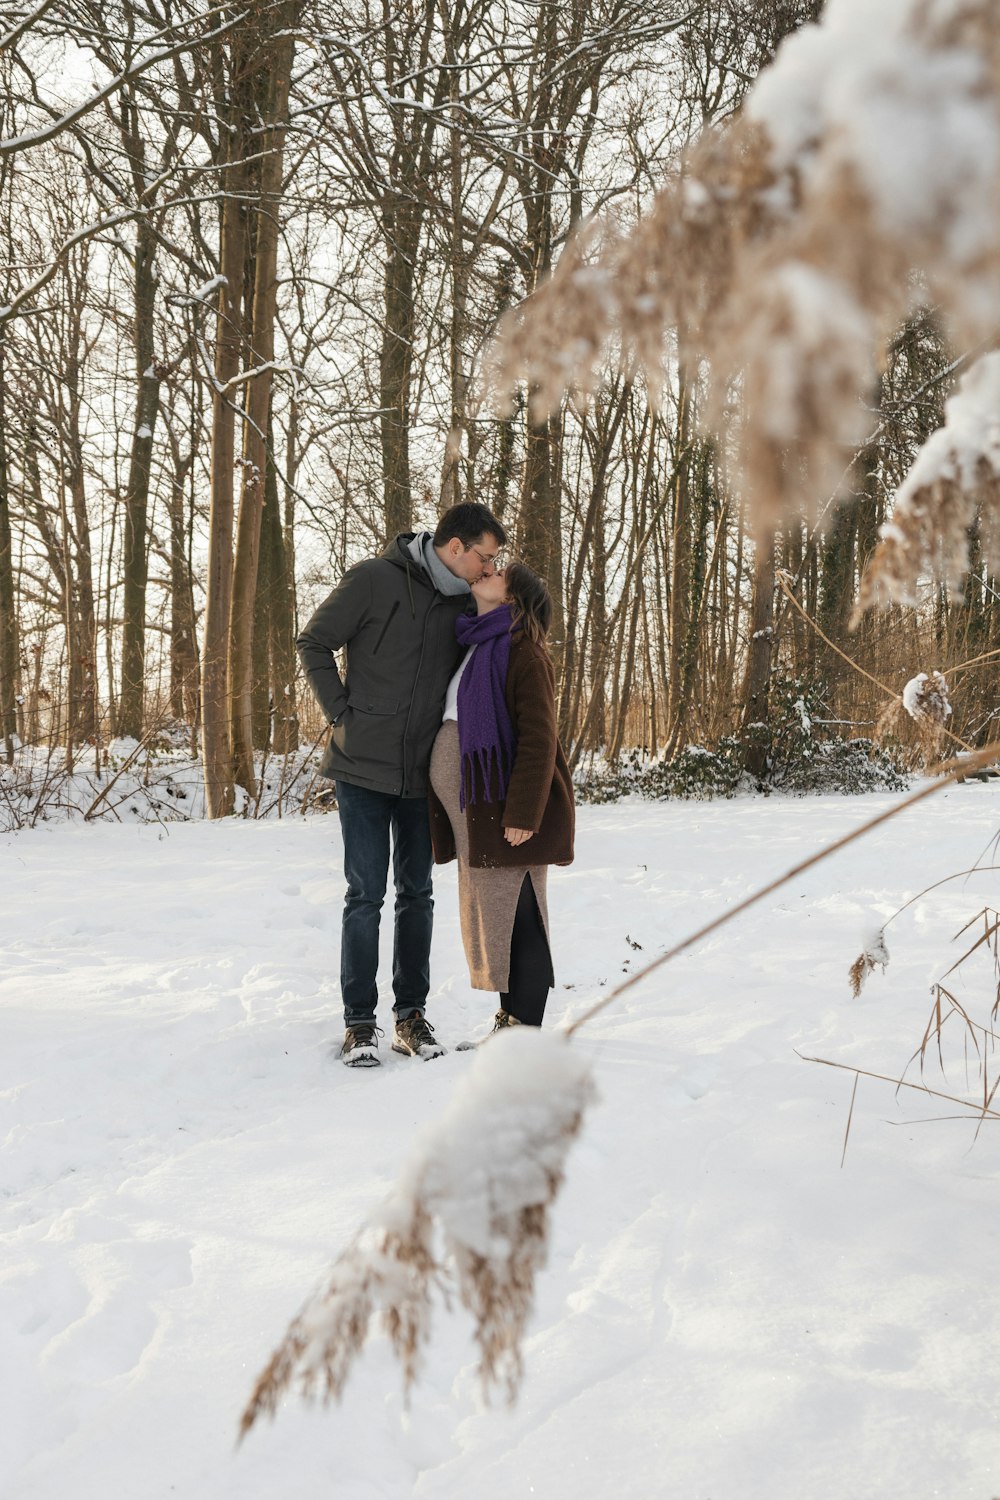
848, 927, 890, 999
902, 669, 953, 761
240, 1030, 596, 1437
834, 908, 1000, 1147
857, 353, 1000, 615
487, 0, 1000, 574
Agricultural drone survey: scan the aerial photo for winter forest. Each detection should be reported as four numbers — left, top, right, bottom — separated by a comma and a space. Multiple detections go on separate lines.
0, 0, 996, 810
4, 1, 1000, 1497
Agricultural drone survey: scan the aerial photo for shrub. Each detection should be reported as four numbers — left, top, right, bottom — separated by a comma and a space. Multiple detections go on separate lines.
574, 678, 908, 804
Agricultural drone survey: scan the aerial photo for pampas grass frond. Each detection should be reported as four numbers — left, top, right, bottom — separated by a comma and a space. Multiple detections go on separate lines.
240, 1029, 596, 1437
857, 353, 1000, 613
900, 670, 953, 762
848, 926, 890, 998
485, 219, 619, 422
488, 0, 1000, 568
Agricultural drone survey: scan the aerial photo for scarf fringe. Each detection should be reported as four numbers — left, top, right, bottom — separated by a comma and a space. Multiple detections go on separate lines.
460, 740, 514, 811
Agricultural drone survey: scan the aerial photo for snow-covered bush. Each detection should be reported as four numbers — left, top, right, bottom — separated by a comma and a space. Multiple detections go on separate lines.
746, 677, 907, 794
574, 741, 747, 803
775, 737, 907, 795
0, 737, 330, 831
643, 739, 746, 800
574, 683, 906, 804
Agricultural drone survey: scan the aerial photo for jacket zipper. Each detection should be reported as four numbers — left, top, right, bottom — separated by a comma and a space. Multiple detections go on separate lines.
399, 592, 440, 796
372, 600, 400, 655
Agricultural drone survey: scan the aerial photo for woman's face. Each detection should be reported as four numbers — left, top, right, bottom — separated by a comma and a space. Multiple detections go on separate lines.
471, 567, 509, 610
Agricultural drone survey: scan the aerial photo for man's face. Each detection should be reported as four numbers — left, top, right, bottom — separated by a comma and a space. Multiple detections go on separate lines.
440, 533, 504, 583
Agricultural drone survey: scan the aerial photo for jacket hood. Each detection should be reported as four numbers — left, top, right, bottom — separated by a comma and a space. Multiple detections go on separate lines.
381, 533, 422, 570
383, 531, 472, 601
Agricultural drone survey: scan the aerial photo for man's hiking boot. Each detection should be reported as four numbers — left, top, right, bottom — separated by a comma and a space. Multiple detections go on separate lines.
341, 1022, 382, 1067
392, 1010, 446, 1060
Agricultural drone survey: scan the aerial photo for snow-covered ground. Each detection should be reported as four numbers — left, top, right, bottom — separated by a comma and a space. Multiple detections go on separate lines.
3, 788, 1000, 1500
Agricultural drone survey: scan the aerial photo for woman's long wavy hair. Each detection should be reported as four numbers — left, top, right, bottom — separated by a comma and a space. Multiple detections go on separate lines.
505, 561, 552, 644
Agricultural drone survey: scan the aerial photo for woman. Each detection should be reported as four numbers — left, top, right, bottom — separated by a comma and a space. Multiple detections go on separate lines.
428, 560, 575, 1031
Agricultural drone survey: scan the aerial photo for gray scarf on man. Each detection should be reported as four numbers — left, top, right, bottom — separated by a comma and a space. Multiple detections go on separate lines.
407, 532, 471, 597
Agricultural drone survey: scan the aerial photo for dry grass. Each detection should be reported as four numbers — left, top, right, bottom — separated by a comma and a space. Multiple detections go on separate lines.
829, 906, 1000, 1154
240, 1206, 436, 1436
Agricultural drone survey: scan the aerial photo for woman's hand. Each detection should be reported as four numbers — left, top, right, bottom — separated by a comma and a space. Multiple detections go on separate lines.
503, 826, 534, 846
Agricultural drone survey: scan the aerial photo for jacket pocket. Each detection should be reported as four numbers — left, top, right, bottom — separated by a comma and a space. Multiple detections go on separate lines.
371, 600, 400, 656
337, 691, 402, 773
347, 692, 399, 715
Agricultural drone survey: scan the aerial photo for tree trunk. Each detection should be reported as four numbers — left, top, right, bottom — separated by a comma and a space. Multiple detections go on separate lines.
380, 207, 419, 538
818, 494, 858, 677
440, 52, 471, 507
168, 453, 199, 724
202, 112, 248, 817
0, 335, 18, 761
739, 524, 776, 777
65, 439, 97, 745
263, 417, 298, 753
119, 216, 163, 739
518, 408, 565, 672
229, 13, 297, 796
665, 371, 693, 741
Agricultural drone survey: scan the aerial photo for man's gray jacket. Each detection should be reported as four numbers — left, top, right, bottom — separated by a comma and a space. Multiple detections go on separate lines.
296, 534, 468, 796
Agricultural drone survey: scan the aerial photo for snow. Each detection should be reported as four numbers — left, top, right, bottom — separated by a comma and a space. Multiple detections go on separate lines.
861, 925, 890, 972
189, 274, 228, 302
4, 790, 1000, 1498
894, 352, 1000, 505
902, 671, 952, 722
747, 0, 998, 257
902, 674, 927, 717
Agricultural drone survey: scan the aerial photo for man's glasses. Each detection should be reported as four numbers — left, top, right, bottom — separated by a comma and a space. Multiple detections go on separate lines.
465, 544, 506, 569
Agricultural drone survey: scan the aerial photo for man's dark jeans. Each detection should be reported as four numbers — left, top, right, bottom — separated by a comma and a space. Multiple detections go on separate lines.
335, 780, 434, 1027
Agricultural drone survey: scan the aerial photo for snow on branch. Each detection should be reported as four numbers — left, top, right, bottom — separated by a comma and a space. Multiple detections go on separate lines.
0, 6, 248, 161
0, 0, 62, 53
0, 209, 138, 326
240, 1030, 595, 1435
488, 0, 1000, 559
857, 352, 1000, 611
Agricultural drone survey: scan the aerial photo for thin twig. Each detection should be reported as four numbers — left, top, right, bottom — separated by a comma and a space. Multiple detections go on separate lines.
800, 1053, 1000, 1122
775, 571, 975, 754
880, 867, 1000, 934
563, 740, 1000, 1039
841, 1074, 859, 1168
82, 722, 168, 821
945, 645, 1000, 677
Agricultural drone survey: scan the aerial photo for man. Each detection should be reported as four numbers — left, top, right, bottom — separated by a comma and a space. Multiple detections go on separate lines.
297, 502, 508, 1067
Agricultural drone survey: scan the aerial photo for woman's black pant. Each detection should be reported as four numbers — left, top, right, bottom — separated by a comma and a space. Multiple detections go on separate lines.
501, 874, 554, 1026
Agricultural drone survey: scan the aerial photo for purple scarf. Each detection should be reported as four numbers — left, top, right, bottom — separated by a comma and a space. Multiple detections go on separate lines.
455, 605, 517, 809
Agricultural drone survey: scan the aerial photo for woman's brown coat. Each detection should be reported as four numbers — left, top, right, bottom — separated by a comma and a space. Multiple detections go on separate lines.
428, 635, 575, 870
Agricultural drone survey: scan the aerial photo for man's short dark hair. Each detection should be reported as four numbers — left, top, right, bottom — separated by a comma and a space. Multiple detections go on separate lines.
433, 502, 507, 550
